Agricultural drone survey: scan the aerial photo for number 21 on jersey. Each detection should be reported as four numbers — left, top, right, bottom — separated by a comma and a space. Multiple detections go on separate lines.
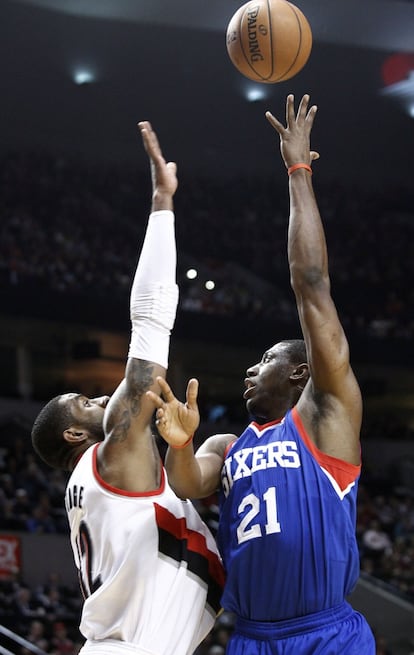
237, 486, 281, 544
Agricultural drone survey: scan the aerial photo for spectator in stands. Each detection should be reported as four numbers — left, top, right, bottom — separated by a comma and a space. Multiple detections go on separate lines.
362, 519, 393, 562
26, 497, 57, 534
50, 621, 75, 655
11, 585, 45, 632
12, 489, 32, 528
21, 619, 50, 654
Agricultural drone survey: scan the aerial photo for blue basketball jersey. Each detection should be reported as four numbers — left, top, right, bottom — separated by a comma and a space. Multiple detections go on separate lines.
217, 407, 362, 621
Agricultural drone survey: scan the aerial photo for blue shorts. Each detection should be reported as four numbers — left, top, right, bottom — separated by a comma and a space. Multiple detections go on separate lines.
227, 602, 375, 655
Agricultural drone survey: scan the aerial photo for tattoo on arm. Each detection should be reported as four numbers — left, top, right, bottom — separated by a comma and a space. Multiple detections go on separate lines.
110, 360, 155, 443
128, 359, 155, 416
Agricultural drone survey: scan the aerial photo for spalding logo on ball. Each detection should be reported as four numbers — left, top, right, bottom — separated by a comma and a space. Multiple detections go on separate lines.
226, 0, 312, 83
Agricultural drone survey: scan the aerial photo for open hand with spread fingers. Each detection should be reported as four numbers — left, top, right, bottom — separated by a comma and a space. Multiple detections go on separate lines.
265, 94, 319, 169
147, 377, 200, 448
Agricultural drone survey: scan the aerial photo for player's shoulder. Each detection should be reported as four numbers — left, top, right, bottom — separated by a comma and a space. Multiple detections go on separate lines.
198, 432, 237, 459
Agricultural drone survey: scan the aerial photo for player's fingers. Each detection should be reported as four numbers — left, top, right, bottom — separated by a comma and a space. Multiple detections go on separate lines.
297, 94, 310, 123
138, 125, 154, 156
138, 121, 152, 141
265, 111, 285, 135
146, 390, 163, 408
155, 407, 165, 420
139, 122, 164, 159
155, 415, 167, 430
166, 162, 177, 175
286, 93, 295, 125
156, 376, 176, 401
310, 150, 320, 161
186, 378, 199, 408
138, 123, 149, 147
138, 120, 151, 132
305, 104, 318, 130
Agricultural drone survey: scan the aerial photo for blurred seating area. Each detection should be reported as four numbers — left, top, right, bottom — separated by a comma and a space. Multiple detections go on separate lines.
0, 574, 82, 655
0, 149, 413, 338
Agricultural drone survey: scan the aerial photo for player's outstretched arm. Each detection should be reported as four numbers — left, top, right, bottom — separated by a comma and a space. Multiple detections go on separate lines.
99, 122, 179, 491
147, 377, 234, 499
266, 94, 361, 465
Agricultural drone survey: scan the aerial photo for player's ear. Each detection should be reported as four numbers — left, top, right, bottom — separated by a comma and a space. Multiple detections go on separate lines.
63, 428, 89, 444
290, 363, 309, 385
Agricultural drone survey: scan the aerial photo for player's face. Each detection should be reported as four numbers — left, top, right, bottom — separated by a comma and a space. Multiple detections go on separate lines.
243, 343, 293, 421
60, 393, 110, 437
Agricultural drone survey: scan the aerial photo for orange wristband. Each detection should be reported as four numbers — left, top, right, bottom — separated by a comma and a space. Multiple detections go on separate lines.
170, 434, 194, 450
287, 163, 312, 176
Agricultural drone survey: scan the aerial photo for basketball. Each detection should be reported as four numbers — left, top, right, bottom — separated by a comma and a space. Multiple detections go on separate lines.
226, 0, 312, 83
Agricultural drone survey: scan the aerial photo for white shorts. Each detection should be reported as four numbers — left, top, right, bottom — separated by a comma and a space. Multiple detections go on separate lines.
80, 640, 158, 655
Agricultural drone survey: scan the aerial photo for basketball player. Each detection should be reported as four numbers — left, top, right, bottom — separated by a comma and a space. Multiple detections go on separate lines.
31, 122, 224, 655
147, 95, 376, 654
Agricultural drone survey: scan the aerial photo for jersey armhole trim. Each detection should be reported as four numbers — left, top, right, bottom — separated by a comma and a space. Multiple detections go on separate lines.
291, 407, 361, 491
93, 443, 166, 497
223, 440, 237, 459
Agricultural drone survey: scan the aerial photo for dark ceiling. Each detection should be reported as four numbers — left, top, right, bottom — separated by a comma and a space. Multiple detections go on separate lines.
2, 0, 414, 186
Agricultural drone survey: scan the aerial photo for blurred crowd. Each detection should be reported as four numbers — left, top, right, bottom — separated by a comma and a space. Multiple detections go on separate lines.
0, 150, 413, 336
0, 573, 82, 655
357, 481, 414, 600
0, 436, 68, 534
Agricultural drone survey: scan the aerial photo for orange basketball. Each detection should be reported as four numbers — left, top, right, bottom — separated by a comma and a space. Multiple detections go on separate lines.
226, 0, 312, 83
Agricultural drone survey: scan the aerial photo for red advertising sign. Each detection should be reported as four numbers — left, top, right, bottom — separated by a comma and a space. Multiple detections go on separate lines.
0, 535, 21, 578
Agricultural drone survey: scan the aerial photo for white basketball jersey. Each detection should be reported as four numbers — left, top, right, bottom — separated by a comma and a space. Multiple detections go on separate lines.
65, 444, 224, 655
